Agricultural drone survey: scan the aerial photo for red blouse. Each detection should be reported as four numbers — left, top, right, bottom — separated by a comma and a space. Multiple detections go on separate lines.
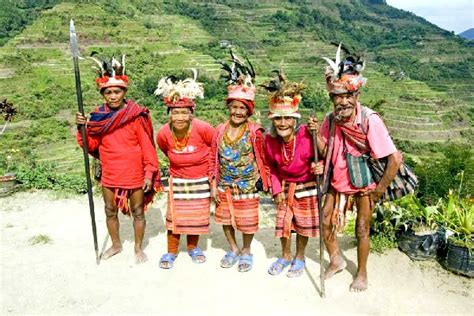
77, 118, 159, 189
157, 118, 215, 179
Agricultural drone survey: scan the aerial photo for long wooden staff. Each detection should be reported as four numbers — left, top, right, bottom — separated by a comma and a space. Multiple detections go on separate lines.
69, 19, 99, 265
311, 115, 325, 298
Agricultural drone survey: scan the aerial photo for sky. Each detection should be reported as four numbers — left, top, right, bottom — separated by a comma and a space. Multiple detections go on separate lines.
386, 0, 474, 34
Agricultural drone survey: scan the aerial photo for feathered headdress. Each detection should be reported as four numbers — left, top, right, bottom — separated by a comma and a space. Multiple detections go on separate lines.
154, 69, 204, 109
88, 52, 128, 90
219, 48, 257, 114
260, 67, 305, 119
322, 42, 366, 94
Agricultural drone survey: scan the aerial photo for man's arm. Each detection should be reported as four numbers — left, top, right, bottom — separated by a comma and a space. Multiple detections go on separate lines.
368, 151, 403, 202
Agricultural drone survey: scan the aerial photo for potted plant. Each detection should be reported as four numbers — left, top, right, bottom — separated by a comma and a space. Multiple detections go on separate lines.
438, 183, 473, 277
395, 195, 444, 261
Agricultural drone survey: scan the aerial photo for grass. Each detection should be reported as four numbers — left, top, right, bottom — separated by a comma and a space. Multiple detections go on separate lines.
28, 234, 52, 245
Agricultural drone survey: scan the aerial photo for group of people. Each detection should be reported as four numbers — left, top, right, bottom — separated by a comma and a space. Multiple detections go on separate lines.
76, 47, 402, 292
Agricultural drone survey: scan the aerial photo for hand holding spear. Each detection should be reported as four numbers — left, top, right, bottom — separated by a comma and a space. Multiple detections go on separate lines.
69, 19, 99, 264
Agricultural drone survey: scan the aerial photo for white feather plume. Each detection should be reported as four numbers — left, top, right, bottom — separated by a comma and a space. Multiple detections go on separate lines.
322, 42, 342, 77
155, 69, 204, 100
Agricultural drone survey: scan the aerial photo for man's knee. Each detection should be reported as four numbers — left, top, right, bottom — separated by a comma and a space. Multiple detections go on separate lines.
131, 207, 145, 221
104, 205, 117, 218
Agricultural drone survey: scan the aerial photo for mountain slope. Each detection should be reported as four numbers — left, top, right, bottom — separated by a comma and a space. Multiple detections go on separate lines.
459, 28, 474, 40
0, 0, 472, 175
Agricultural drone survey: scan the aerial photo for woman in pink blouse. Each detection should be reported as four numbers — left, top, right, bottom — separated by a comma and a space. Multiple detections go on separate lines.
263, 73, 323, 278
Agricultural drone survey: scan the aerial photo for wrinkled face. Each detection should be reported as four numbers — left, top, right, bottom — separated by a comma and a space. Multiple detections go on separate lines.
331, 92, 358, 120
228, 100, 249, 126
272, 116, 297, 142
102, 87, 127, 109
169, 107, 193, 132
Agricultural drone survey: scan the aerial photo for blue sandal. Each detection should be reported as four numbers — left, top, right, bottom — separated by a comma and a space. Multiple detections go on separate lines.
268, 257, 292, 276
159, 253, 177, 269
188, 247, 206, 264
287, 258, 305, 278
220, 251, 239, 268
238, 254, 254, 273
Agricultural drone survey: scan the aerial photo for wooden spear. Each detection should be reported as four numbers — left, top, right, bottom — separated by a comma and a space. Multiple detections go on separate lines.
69, 19, 99, 265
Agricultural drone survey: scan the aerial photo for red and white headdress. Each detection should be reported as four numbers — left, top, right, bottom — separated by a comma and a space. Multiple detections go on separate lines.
154, 69, 204, 110
88, 53, 128, 90
219, 48, 256, 115
322, 43, 366, 94
260, 69, 305, 119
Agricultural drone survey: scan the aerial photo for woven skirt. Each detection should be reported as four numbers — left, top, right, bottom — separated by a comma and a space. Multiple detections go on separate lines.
214, 187, 259, 234
275, 181, 320, 238
166, 176, 211, 235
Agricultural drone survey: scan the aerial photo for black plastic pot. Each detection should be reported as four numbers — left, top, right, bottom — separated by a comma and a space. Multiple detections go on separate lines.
444, 239, 473, 278
397, 229, 443, 261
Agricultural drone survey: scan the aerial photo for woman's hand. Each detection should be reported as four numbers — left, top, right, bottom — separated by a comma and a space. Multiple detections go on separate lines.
307, 115, 319, 132
311, 160, 324, 175
211, 181, 220, 205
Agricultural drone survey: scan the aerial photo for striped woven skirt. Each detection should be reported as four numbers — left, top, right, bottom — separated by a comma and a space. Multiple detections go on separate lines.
165, 176, 211, 235
214, 187, 259, 234
275, 180, 320, 238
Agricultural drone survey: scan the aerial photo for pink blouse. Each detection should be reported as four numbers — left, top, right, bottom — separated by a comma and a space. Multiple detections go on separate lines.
265, 125, 316, 196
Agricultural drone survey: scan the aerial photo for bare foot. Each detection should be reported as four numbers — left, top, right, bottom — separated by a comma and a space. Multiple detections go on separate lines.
350, 274, 368, 292
324, 255, 347, 280
101, 245, 122, 260
135, 250, 148, 264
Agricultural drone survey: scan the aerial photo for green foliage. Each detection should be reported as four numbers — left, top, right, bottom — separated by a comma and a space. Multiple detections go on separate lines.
0, 0, 60, 46
370, 202, 404, 253
371, 234, 398, 254
437, 181, 474, 249
415, 144, 473, 205
300, 87, 331, 112
16, 162, 87, 194
394, 195, 439, 233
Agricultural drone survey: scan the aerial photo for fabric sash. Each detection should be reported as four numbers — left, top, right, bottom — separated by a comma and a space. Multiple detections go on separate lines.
88, 100, 148, 136
88, 100, 161, 210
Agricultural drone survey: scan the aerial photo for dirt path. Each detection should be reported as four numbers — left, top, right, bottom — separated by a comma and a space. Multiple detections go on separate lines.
1, 191, 472, 315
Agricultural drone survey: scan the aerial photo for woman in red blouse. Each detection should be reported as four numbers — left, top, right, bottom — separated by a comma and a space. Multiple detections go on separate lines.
155, 72, 215, 269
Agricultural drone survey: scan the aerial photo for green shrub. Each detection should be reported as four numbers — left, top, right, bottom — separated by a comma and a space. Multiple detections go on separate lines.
416, 144, 473, 204
16, 162, 87, 194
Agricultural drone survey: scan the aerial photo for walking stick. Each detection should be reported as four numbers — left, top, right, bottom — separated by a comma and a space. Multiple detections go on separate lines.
311, 116, 325, 298
69, 19, 99, 265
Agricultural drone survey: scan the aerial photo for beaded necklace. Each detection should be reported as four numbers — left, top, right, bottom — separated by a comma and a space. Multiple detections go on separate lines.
171, 123, 192, 151
223, 122, 248, 146
281, 137, 296, 165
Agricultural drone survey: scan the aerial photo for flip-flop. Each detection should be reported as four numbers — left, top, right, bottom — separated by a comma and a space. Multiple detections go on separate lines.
220, 251, 239, 268
159, 253, 177, 269
238, 254, 253, 273
286, 258, 305, 278
188, 247, 206, 264
268, 257, 292, 275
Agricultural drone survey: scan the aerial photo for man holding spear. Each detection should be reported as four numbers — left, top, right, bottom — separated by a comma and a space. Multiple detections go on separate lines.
309, 44, 402, 291
73, 28, 160, 263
